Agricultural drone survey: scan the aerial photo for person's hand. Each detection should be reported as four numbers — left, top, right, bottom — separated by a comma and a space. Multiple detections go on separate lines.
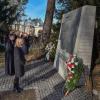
25, 55, 32, 62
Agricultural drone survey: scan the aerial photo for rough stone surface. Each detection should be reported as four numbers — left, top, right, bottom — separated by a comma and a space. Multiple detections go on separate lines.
54, 5, 96, 79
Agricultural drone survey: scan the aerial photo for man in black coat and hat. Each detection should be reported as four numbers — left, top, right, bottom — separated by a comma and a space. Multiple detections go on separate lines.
5, 33, 15, 75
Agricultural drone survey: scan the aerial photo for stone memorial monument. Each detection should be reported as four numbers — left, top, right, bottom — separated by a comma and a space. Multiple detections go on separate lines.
54, 5, 96, 79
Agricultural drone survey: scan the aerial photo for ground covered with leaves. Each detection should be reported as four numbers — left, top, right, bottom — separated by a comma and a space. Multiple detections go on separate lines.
0, 89, 37, 100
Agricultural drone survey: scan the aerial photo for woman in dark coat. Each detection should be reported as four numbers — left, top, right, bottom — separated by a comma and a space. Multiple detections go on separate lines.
13, 37, 26, 93
5, 34, 15, 75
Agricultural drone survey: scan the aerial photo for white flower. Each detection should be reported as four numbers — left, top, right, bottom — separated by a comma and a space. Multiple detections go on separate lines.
71, 58, 74, 63
75, 62, 78, 66
68, 62, 71, 64
73, 54, 76, 57
70, 76, 73, 79
71, 70, 75, 73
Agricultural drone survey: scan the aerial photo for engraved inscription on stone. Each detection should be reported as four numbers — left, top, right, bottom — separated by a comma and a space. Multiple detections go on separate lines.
74, 6, 96, 69
60, 8, 82, 54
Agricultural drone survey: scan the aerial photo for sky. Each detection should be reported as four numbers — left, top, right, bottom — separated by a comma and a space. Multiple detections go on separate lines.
25, 0, 47, 21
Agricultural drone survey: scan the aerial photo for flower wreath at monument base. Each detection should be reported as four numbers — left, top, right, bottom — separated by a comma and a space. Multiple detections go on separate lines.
63, 54, 84, 96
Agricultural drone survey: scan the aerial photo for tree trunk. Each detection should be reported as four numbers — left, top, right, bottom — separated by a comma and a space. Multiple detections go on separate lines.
24, 21, 26, 33
43, 0, 55, 44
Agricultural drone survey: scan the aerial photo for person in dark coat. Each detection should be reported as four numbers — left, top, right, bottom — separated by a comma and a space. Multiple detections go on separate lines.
21, 33, 30, 54
13, 37, 26, 93
5, 33, 15, 75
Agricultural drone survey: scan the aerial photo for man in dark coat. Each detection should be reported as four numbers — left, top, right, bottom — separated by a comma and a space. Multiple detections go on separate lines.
13, 37, 26, 93
14, 42, 25, 77
5, 34, 15, 75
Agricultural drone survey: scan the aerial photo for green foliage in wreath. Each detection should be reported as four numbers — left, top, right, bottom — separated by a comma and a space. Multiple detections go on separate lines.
64, 55, 84, 95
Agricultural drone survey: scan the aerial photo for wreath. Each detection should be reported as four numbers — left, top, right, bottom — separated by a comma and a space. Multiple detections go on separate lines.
63, 54, 84, 96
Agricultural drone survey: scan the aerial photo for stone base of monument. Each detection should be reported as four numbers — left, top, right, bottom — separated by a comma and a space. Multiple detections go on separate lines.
92, 64, 100, 100
84, 76, 92, 93
92, 64, 100, 90
93, 90, 100, 100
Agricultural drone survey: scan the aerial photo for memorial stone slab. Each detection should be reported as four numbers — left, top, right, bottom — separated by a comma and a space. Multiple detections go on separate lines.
54, 5, 96, 79
74, 6, 96, 70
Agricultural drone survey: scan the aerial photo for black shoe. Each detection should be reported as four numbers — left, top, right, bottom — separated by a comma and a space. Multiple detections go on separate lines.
13, 86, 23, 93
16, 86, 23, 93
13, 77, 23, 93
13, 87, 17, 92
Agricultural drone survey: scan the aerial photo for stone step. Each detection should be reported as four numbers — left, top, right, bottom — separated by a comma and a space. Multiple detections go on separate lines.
25, 58, 46, 72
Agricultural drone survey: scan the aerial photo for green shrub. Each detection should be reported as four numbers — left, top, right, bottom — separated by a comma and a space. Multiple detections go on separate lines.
49, 47, 56, 61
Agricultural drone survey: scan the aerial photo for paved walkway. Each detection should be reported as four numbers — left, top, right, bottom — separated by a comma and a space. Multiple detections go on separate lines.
0, 58, 94, 100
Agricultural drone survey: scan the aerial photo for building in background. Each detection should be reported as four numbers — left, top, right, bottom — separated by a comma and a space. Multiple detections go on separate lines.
34, 23, 43, 37
11, 18, 43, 37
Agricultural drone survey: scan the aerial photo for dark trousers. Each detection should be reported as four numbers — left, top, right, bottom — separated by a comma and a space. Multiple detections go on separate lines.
14, 76, 19, 88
